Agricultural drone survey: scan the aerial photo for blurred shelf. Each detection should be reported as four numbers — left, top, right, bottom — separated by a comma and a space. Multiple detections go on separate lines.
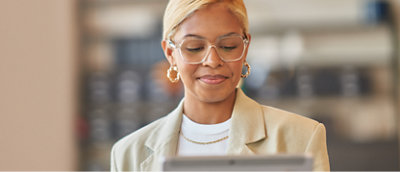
248, 25, 392, 70
246, 0, 387, 34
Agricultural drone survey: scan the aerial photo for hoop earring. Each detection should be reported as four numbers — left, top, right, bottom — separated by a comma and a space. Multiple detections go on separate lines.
167, 65, 180, 83
241, 61, 251, 78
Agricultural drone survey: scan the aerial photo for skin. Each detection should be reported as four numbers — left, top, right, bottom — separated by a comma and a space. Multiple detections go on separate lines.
161, 2, 251, 124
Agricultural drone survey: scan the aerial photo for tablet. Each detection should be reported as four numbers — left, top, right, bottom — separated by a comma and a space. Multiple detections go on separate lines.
162, 154, 313, 171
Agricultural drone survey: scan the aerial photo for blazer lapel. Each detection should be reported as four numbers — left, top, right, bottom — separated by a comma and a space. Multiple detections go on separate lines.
140, 99, 184, 171
227, 89, 267, 155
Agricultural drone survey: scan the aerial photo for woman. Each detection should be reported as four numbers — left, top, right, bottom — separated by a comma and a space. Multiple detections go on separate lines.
111, 0, 330, 171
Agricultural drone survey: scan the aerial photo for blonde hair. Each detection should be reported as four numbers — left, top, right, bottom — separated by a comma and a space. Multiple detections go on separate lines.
162, 0, 249, 40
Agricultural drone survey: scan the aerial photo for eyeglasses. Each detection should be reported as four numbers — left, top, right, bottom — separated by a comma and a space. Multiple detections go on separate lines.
168, 34, 249, 64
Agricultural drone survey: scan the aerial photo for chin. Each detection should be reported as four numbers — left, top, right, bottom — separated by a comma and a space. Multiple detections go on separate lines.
196, 87, 236, 104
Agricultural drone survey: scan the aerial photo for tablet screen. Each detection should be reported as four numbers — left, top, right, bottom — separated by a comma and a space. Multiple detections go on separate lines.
162, 154, 313, 171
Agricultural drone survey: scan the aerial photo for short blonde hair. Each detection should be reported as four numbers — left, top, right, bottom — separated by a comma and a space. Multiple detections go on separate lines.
162, 0, 249, 40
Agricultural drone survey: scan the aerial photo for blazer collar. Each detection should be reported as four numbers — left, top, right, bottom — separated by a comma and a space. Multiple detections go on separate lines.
226, 89, 267, 154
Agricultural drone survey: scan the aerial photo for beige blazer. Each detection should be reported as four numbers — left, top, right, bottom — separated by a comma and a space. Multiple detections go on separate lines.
111, 89, 330, 171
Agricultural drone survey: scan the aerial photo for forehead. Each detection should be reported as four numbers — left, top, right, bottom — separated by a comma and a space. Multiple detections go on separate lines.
173, 3, 243, 42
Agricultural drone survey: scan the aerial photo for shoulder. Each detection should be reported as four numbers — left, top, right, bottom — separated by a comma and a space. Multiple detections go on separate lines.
259, 105, 326, 149
111, 116, 168, 170
111, 99, 184, 171
234, 89, 322, 136
111, 115, 170, 171
262, 105, 320, 130
258, 106, 329, 171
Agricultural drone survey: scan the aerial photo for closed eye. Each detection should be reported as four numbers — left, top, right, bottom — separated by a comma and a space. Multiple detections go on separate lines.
220, 46, 237, 51
186, 47, 205, 52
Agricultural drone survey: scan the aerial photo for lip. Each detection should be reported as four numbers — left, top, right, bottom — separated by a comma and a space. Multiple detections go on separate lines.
197, 75, 228, 85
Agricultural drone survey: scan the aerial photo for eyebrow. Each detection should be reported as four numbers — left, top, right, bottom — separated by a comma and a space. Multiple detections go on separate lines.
183, 32, 240, 39
183, 34, 205, 39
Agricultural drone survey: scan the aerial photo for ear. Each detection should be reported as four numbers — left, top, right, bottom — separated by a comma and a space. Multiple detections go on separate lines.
161, 40, 176, 66
246, 33, 252, 44
243, 33, 252, 61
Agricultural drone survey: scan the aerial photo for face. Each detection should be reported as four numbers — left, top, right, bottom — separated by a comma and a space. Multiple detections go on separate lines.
162, 3, 250, 104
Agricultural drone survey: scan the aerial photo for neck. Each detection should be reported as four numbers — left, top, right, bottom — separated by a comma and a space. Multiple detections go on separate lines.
183, 89, 237, 124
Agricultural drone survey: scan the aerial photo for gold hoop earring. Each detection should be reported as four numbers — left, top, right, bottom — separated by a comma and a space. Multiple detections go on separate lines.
241, 62, 251, 78
167, 65, 180, 83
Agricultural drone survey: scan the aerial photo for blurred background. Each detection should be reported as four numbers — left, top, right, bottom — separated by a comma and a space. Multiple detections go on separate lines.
1, 0, 400, 170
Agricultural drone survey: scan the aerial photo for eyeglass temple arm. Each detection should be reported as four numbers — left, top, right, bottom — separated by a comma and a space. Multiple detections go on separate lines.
167, 40, 177, 48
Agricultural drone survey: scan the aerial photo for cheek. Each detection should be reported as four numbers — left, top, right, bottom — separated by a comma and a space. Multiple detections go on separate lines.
176, 61, 197, 83
227, 63, 243, 85
231, 63, 244, 76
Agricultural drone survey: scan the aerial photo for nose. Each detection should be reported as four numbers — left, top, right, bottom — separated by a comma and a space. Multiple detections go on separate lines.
202, 46, 223, 68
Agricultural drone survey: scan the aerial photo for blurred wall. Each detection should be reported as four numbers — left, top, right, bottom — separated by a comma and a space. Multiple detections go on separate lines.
0, 0, 78, 170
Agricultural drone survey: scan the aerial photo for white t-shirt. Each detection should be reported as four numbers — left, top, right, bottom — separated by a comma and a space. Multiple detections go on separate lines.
177, 114, 231, 156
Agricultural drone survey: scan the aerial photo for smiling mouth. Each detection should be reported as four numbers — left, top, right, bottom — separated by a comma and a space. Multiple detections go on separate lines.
197, 75, 229, 85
